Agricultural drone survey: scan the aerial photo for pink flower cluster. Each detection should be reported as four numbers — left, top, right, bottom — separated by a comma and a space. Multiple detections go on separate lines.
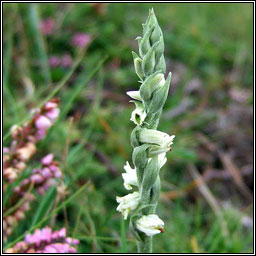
16, 154, 62, 195
71, 33, 91, 48
3, 154, 61, 241
3, 194, 34, 241
49, 54, 73, 68
5, 227, 79, 253
3, 98, 60, 183
40, 18, 55, 36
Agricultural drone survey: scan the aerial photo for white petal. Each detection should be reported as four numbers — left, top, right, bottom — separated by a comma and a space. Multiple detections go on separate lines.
122, 162, 138, 190
130, 107, 146, 126
127, 91, 142, 101
116, 192, 140, 219
136, 214, 164, 236
158, 153, 167, 169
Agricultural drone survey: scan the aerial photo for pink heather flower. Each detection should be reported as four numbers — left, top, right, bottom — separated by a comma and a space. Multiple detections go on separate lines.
45, 108, 60, 121
41, 154, 54, 165
35, 129, 47, 140
45, 102, 58, 109
41, 227, 52, 243
61, 54, 73, 68
41, 167, 52, 178
58, 227, 66, 238
3, 147, 9, 153
72, 239, 80, 245
71, 33, 91, 48
35, 115, 52, 129
43, 245, 58, 253
53, 169, 62, 178
40, 18, 55, 35
30, 174, 44, 184
49, 56, 61, 68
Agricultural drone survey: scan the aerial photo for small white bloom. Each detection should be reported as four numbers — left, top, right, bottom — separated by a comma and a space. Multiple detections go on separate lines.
116, 192, 140, 220
139, 129, 175, 155
147, 153, 166, 169
136, 214, 164, 236
130, 102, 146, 126
158, 153, 167, 169
127, 91, 142, 101
122, 161, 138, 190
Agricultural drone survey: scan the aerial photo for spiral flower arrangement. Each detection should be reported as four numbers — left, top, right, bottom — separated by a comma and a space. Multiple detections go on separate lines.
116, 9, 175, 253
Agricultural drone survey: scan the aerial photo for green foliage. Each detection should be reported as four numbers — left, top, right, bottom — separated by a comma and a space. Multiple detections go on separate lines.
3, 3, 253, 253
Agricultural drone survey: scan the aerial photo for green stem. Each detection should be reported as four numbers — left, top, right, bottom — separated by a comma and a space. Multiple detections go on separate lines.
137, 236, 152, 253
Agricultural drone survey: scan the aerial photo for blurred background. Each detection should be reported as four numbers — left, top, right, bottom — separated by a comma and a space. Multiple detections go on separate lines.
3, 3, 253, 253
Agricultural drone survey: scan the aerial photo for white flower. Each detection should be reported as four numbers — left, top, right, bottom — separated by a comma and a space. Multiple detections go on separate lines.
139, 129, 175, 155
127, 91, 142, 101
158, 153, 167, 169
147, 153, 166, 169
130, 102, 146, 126
136, 214, 164, 236
116, 192, 140, 220
122, 161, 138, 190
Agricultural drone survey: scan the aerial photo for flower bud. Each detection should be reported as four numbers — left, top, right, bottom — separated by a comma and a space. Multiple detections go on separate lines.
130, 126, 141, 147
41, 154, 54, 165
154, 54, 166, 73
132, 144, 151, 184
126, 91, 142, 101
17, 142, 36, 161
142, 44, 156, 76
141, 156, 159, 193
136, 214, 164, 236
147, 72, 171, 115
132, 51, 144, 80
35, 115, 52, 130
139, 128, 175, 148
139, 72, 165, 101
139, 26, 154, 57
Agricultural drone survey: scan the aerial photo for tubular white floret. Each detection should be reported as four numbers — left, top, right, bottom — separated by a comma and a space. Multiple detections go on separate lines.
136, 214, 164, 236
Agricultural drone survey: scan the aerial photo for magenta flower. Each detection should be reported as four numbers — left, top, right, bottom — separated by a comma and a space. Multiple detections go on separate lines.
49, 56, 61, 68
61, 54, 73, 68
41, 154, 54, 165
5, 227, 79, 253
40, 18, 55, 35
35, 115, 52, 129
71, 33, 91, 48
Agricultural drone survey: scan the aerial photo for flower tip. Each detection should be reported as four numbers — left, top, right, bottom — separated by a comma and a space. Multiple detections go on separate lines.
159, 227, 164, 233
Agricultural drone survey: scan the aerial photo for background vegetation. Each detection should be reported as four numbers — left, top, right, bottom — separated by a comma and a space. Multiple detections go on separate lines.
3, 3, 253, 253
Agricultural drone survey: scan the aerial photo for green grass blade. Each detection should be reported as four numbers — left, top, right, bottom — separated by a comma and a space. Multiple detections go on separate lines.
27, 3, 51, 84
121, 218, 127, 253
31, 186, 57, 227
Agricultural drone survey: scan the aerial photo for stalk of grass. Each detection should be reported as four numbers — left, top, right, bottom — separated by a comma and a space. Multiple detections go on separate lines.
120, 218, 127, 253
27, 3, 51, 84
31, 186, 57, 226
